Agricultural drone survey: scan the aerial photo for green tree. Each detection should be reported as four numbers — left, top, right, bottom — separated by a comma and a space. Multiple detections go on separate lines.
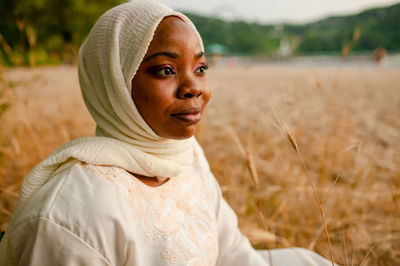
0, 0, 126, 66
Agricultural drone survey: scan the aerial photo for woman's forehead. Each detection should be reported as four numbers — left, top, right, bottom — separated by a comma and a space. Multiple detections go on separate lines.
149, 17, 202, 50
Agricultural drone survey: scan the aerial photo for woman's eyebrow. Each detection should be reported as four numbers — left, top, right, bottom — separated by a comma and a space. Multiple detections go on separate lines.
144, 51, 179, 61
195, 51, 205, 58
144, 51, 205, 62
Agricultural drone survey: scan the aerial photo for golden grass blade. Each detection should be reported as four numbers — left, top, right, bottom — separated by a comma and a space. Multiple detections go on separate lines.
267, 99, 335, 266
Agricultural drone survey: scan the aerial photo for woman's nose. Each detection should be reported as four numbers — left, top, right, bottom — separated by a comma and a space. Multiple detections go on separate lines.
176, 75, 203, 99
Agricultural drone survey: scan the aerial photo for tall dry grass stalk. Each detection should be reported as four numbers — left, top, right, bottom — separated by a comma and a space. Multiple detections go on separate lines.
267, 100, 335, 265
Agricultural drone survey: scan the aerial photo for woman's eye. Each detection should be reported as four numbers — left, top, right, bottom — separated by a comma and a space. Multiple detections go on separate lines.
195, 64, 208, 75
154, 67, 175, 77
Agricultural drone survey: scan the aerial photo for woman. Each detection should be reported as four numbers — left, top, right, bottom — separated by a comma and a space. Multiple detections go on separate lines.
0, 1, 334, 265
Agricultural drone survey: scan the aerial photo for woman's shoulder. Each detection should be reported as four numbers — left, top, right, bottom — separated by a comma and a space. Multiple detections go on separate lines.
12, 162, 135, 234
7, 162, 143, 265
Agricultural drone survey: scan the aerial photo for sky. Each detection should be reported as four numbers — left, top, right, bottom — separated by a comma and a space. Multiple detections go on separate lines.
157, 0, 400, 24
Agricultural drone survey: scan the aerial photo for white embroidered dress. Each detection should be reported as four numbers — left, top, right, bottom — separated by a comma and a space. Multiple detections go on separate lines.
7, 146, 267, 266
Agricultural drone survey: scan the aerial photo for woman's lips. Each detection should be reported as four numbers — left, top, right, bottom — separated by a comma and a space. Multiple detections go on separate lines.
171, 107, 202, 124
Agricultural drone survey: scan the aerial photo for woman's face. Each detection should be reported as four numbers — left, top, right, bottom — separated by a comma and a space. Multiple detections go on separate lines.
131, 17, 211, 140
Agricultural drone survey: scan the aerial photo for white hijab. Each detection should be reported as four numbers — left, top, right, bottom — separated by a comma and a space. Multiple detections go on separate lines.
0, 0, 205, 261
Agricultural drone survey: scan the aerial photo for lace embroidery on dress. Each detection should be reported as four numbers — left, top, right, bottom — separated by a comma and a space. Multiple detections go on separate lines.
80, 162, 218, 266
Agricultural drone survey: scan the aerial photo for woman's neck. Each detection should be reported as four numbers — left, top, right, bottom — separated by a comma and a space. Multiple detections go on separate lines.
129, 172, 169, 187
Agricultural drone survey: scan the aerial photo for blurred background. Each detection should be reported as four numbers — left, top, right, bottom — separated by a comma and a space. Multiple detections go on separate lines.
0, 1, 399, 265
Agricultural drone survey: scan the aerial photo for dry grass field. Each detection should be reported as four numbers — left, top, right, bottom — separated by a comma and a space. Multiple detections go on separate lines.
0, 65, 399, 265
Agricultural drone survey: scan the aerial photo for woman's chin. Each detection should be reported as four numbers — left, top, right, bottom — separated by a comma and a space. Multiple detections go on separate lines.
158, 125, 197, 140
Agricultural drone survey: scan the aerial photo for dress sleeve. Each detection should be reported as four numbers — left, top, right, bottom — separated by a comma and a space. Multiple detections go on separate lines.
8, 217, 111, 266
210, 173, 267, 266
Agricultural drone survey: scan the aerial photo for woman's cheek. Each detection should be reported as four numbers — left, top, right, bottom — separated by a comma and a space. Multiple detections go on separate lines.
203, 84, 211, 105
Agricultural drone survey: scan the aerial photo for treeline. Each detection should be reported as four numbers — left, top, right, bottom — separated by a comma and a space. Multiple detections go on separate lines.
0, 1, 399, 66
186, 2, 400, 56
186, 15, 280, 55
285, 3, 400, 53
